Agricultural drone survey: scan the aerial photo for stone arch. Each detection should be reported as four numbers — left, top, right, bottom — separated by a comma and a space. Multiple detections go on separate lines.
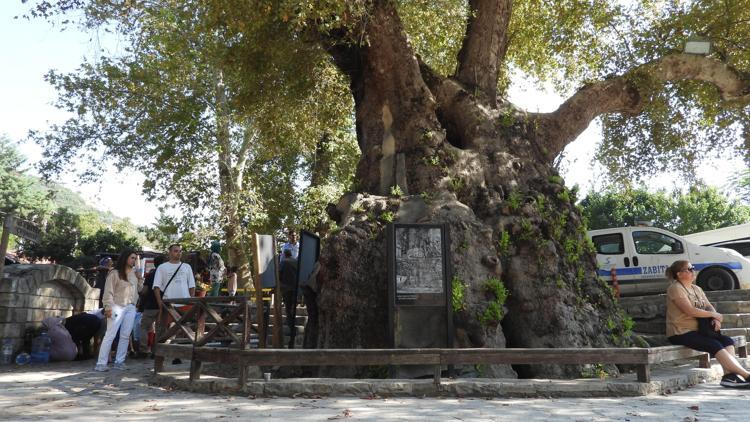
0, 264, 100, 353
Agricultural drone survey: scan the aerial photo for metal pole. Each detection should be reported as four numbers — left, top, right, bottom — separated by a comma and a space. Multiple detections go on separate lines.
611, 266, 620, 299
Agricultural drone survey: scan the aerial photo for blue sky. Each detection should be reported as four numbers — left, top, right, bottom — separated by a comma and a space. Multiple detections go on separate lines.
1, 1, 158, 226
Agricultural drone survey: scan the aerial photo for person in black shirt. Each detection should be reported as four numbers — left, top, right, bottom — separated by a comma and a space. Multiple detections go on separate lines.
136, 254, 165, 358
64, 312, 102, 360
279, 248, 298, 349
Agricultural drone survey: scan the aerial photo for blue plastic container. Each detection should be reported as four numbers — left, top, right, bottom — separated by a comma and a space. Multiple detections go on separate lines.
30, 331, 51, 363
15, 352, 30, 365
1, 339, 13, 365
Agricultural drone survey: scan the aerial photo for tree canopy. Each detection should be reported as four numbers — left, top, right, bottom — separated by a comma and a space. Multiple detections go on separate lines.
28, 0, 358, 248
0, 136, 51, 220
27, 1, 749, 199
78, 228, 141, 257
580, 185, 750, 235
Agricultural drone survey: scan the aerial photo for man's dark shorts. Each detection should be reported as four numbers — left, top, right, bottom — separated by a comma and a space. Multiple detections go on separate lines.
669, 331, 735, 357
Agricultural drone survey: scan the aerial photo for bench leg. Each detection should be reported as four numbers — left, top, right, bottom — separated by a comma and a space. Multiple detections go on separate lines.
239, 365, 248, 386
739, 345, 748, 359
636, 365, 651, 383
433, 365, 442, 388
189, 359, 203, 381
699, 353, 711, 369
154, 355, 164, 374
154, 344, 164, 373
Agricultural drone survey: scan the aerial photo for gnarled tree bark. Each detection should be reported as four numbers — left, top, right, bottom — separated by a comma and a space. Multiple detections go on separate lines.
310, 0, 750, 378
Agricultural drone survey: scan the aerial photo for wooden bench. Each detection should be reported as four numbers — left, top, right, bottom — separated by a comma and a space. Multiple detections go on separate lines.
155, 341, 746, 385
153, 296, 748, 387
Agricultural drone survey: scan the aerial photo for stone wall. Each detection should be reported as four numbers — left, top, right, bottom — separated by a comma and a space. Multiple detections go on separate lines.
0, 264, 100, 355
618, 294, 667, 335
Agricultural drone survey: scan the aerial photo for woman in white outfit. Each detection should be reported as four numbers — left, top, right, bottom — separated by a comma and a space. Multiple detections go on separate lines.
95, 250, 143, 371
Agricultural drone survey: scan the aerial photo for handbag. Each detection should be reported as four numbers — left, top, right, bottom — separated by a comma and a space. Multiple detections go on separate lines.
697, 317, 722, 339
677, 282, 722, 339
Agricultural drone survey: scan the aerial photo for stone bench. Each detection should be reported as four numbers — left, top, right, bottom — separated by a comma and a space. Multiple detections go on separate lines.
155, 338, 747, 386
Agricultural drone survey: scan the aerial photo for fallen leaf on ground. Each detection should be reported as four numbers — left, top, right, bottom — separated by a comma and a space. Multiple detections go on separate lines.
327, 409, 353, 420
688, 405, 699, 411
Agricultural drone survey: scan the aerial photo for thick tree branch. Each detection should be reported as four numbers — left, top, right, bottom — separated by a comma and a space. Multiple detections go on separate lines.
539, 53, 750, 159
455, 0, 513, 107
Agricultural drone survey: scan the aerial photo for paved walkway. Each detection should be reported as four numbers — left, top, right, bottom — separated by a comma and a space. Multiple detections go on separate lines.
1, 359, 749, 421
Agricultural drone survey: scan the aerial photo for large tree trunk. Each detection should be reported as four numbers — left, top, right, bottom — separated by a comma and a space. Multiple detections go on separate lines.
308, 0, 749, 379
311, 0, 627, 380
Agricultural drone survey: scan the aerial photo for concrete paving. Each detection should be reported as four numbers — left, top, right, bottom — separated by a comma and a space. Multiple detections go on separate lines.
152, 361, 724, 398
2, 359, 750, 421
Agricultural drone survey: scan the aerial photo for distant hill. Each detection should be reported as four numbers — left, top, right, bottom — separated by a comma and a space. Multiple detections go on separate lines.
20, 173, 147, 242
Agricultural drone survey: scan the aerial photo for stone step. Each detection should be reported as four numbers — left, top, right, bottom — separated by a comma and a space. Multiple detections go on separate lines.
206, 321, 305, 332
721, 328, 750, 338
638, 332, 750, 347
634, 319, 750, 336
620, 292, 750, 324
705, 289, 750, 302
714, 301, 750, 314
718, 314, 750, 329
620, 290, 750, 312
251, 305, 308, 317
273, 315, 308, 326
201, 317, 307, 330
266, 333, 305, 348
632, 321, 666, 334
636, 334, 671, 347
248, 334, 304, 349
252, 323, 305, 336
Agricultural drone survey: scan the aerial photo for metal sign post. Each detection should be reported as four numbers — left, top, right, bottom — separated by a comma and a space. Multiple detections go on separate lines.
0, 214, 41, 278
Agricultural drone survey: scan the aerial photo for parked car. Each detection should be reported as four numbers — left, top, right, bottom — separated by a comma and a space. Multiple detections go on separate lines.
712, 239, 750, 258
588, 226, 750, 296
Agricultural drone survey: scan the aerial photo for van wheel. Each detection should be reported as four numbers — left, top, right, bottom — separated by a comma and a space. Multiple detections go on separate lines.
697, 268, 735, 291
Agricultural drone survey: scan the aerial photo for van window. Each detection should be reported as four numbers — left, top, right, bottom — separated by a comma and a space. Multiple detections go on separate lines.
592, 233, 624, 254
632, 231, 684, 254
717, 241, 750, 257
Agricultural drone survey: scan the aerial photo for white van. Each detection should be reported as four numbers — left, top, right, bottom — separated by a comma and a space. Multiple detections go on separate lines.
588, 226, 750, 296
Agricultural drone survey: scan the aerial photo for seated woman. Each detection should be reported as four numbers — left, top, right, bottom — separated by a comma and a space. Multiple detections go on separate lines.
666, 260, 750, 388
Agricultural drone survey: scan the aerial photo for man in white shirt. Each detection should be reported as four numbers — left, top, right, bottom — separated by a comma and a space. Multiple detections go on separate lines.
153, 243, 195, 304
280, 230, 299, 260
152, 244, 194, 365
